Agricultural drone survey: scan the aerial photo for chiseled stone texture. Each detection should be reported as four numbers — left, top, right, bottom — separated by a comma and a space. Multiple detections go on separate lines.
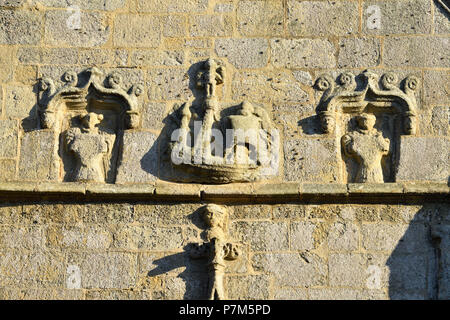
115, 131, 158, 183
288, 0, 359, 36
396, 137, 449, 182
215, 38, 269, 69
237, 0, 284, 36
114, 14, 161, 48
363, 0, 432, 34
338, 37, 381, 68
0, 10, 42, 45
0, 119, 17, 157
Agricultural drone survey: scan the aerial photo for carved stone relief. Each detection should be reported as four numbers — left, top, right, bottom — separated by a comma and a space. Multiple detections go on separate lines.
37, 68, 143, 183
190, 204, 240, 300
314, 71, 419, 183
165, 58, 278, 184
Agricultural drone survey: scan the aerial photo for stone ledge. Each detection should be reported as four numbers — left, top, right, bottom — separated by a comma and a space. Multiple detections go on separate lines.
0, 182, 448, 203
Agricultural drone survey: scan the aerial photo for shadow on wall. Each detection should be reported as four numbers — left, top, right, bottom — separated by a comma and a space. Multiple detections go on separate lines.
387, 203, 448, 300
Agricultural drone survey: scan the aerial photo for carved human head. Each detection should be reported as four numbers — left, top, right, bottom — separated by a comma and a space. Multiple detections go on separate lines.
202, 204, 228, 230
356, 113, 376, 130
125, 111, 140, 129
319, 111, 335, 134
41, 110, 56, 129
81, 112, 103, 132
403, 112, 417, 135
240, 101, 254, 117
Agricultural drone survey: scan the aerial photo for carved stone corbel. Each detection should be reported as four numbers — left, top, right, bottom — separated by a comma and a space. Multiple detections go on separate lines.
189, 204, 240, 300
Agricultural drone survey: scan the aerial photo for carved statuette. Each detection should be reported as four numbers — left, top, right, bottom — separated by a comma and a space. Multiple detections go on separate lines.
190, 204, 240, 300
314, 71, 420, 183
341, 113, 390, 183
36, 68, 144, 183
167, 58, 278, 184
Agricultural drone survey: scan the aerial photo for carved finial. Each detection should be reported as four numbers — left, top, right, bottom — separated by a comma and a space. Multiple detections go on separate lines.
404, 75, 420, 95
62, 71, 78, 87
131, 84, 144, 97
315, 74, 334, 92
338, 72, 356, 91
107, 72, 123, 89
381, 73, 398, 90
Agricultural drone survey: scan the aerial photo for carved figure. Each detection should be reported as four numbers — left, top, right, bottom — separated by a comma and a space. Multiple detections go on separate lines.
190, 204, 240, 300
341, 113, 390, 183
66, 112, 109, 182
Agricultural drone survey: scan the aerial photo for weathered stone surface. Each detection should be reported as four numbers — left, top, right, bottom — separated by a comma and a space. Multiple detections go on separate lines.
116, 131, 158, 183
0, 119, 17, 157
18, 131, 57, 181
17, 47, 78, 65
423, 70, 450, 104
252, 253, 327, 287
284, 138, 339, 182
0, 159, 15, 181
338, 37, 381, 68
78, 49, 128, 67
163, 15, 187, 37
137, 0, 208, 13
290, 221, 315, 251
274, 287, 308, 300
288, 0, 359, 36
67, 252, 136, 289
5, 85, 35, 119
189, 14, 233, 37
226, 275, 270, 300
215, 38, 269, 69
0, 10, 42, 44
114, 14, 161, 48
328, 222, 359, 251
232, 70, 309, 104
237, 0, 284, 36
146, 68, 192, 101
384, 37, 450, 68
434, 2, 450, 34
363, 0, 432, 34
114, 225, 183, 250
45, 11, 110, 47
396, 137, 449, 182
130, 50, 184, 67
141, 102, 167, 131
271, 38, 336, 68
39, 0, 126, 11
0, 226, 43, 249
231, 221, 288, 251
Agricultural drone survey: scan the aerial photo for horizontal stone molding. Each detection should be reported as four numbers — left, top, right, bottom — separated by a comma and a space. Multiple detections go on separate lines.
0, 182, 448, 203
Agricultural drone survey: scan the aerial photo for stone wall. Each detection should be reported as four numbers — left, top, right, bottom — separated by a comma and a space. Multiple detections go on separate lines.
0, 0, 448, 300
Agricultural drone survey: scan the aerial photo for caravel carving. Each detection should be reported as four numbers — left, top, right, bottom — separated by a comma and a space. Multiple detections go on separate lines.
315, 71, 419, 183
37, 68, 143, 183
167, 58, 278, 184
190, 204, 240, 300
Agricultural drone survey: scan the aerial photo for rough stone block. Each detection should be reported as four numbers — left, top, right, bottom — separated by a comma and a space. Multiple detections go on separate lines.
146, 68, 192, 101
232, 70, 309, 104
115, 131, 158, 184
114, 225, 183, 250
237, 0, 284, 36
284, 138, 339, 182
78, 49, 128, 67
163, 15, 187, 37
0, 119, 17, 157
5, 85, 35, 119
290, 221, 315, 251
288, 0, 359, 36
0, 226, 43, 249
396, 137, 449, 182
141, 102, 167, 131
226, 275, 270, 300
309, 288, 360, 300
0, 159, 15, 181
189, 14, 233, 37
271, 38, 336, 68
423, 70, 450, 104
338, 37, 381, 68
137, 0, 208, 13
231, 221, 288, 251
0, 249, 64, 287
45, 11, 110, 47
272, 205, 306, 219
384, 37, 449, 68
67, 252, 136, 289
18, 130, 58, 181
363, 0, 431, 34
215, 38, 269, 69
328, 222, 359, 251
130, 50, 184, 67
14, 65, 37, 85
230, 204, 272, 219
0, 10, 42, 44
252, 253, 326, 287
39, 0, 126, 11
114, 14, 161, 48
274, 287, 308, 300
